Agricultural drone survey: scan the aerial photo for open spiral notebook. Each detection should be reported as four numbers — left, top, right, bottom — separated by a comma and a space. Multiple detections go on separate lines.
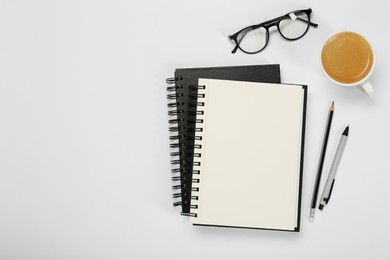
189, 79, 307, 231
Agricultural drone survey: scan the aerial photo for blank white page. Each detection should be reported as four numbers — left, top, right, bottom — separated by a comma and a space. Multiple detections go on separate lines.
190, 79, 305, 231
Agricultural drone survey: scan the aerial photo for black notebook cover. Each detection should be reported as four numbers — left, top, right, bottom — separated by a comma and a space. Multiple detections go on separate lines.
166, 64, 281, 214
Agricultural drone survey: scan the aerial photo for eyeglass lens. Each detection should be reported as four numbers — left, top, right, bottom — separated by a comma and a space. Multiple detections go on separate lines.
278, 11, 309, 39
237, 27, 268, 53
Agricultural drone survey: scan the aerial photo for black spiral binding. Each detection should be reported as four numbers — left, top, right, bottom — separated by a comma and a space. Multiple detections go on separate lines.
182, 85, 206, 218
166, 76, 207, 215
166, 76, 185, 208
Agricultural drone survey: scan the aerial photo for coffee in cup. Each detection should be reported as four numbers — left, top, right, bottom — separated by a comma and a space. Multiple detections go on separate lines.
321, 31, 375, 96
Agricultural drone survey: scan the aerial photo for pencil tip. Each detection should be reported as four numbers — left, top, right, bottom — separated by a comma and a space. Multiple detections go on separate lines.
343, 125, 349, 136
330, 101, 335, 111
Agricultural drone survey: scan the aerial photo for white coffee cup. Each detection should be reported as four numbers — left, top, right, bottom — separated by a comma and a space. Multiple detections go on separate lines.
320, 31, 376, 96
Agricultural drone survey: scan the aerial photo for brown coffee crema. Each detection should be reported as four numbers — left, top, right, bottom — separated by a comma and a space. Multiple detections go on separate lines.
321, 32, 374, 84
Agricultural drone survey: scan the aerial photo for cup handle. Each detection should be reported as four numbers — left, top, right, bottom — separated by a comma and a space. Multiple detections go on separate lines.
359, 82, 374, 96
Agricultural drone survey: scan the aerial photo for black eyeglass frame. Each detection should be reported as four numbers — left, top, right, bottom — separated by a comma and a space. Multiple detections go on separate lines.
229, 8, 318, 54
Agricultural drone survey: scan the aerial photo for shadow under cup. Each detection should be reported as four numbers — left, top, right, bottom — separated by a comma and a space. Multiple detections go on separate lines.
321, 32, 374, 85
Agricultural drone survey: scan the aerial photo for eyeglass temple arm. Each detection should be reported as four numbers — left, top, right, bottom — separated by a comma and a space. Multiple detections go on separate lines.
229, 35, 240, 53
299, 17, 318, 27
231, 45, 239, 54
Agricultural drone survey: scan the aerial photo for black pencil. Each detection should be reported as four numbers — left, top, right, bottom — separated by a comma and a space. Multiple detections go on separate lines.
309, 101, 334, 222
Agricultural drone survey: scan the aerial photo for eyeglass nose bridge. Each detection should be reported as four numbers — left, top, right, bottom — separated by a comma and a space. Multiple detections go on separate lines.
257, 16, 284, 29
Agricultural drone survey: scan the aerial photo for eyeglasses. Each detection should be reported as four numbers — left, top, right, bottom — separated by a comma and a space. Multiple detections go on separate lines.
229, 8, 318, 54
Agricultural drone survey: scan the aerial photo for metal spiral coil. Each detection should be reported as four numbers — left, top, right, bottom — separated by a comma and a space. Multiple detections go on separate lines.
180, 85, 206, 217
166, 76, 185, 208
167, 78, 207, 215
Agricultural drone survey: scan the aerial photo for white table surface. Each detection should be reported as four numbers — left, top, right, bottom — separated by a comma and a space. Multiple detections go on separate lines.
1, 0, 389, 259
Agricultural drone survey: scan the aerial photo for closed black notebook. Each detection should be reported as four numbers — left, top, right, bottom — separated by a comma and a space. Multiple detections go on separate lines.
166, 65, 281, 214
